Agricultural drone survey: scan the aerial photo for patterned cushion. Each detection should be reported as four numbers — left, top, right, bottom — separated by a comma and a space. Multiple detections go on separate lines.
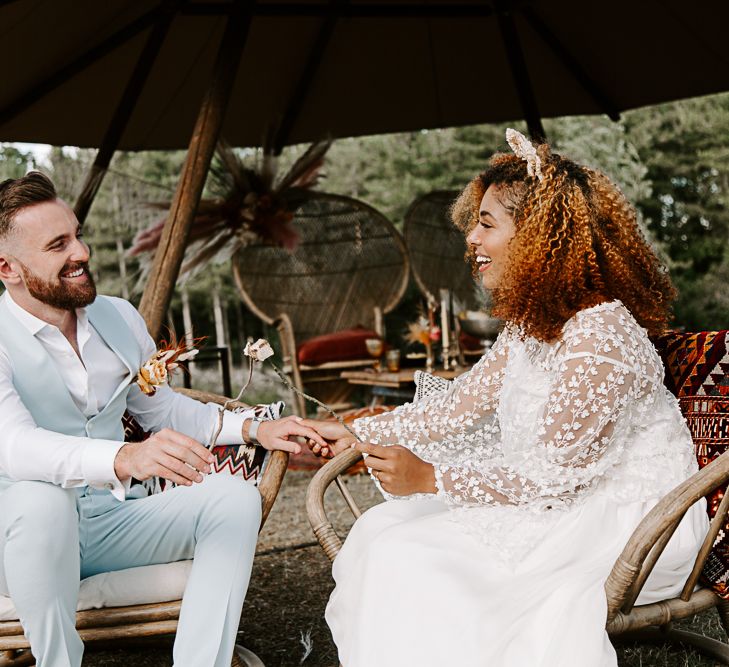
122, 401, 284, 496
414, 370, 452, 401
297, 327, 382, 366
654, 331, 729, 597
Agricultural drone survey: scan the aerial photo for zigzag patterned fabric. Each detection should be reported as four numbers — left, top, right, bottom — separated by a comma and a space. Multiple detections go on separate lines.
654, 330, 729, 598
122, 401, 284, 495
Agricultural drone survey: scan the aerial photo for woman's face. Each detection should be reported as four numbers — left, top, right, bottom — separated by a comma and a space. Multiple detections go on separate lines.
466, 185, 517, 290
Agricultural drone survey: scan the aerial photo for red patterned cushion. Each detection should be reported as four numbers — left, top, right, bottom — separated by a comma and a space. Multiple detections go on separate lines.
297, 327, 382, 366
654, 330, 729, 597
122, 402, 281, 495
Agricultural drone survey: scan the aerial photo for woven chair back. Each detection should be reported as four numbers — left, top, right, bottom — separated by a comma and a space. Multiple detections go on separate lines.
233, 193, 409, 342
404, 190, 480, 310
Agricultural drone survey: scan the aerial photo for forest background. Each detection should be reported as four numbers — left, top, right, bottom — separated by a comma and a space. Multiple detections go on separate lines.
1, 90, 727, 385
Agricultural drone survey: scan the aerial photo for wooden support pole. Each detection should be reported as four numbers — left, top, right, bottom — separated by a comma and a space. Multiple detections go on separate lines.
116, 237, 130, 300
212, 283, 227, 348
273, 0, 343, 153
74, 0, 179, 224
495, 1, 545, 141
521, 6, 620, 121
139, 1, 252, 339
181, 286, 194, 350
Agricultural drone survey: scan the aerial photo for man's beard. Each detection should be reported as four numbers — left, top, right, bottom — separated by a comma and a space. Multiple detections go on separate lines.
19, 260, 97, 310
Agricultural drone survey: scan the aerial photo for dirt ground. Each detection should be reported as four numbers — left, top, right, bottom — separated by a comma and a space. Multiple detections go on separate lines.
76, 469, 724, 666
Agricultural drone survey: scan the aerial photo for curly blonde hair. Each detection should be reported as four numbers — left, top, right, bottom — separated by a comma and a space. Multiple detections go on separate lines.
451, 148, 675, 342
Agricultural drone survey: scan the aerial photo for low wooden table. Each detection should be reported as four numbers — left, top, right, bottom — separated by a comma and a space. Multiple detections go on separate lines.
341, 366, 465, 392
341, 366, 469, 405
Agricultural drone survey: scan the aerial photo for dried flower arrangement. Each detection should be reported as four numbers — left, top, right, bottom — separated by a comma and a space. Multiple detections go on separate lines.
128, 138, 331, 276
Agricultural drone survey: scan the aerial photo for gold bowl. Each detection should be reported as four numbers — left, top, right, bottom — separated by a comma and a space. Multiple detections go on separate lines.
457, 311, 503, 340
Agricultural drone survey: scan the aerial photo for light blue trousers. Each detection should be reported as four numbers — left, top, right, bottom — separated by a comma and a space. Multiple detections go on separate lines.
0, 473, 261, 667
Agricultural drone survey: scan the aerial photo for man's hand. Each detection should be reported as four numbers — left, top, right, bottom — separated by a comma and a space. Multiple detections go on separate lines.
114, 428, 214, 486
356, 441, 436, 496
255, 415, 328, 455
300, 419, 356, 458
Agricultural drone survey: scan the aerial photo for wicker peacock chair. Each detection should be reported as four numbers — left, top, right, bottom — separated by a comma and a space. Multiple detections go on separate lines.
403, 190, 480, 310
233, 193, 409, 416
404, 190, 486, 361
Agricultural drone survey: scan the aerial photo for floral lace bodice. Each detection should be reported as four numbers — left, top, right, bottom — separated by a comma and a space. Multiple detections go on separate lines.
353, 301, 697, 514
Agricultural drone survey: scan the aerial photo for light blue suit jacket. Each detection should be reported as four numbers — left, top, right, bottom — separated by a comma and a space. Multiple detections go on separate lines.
0, 295, 143, 492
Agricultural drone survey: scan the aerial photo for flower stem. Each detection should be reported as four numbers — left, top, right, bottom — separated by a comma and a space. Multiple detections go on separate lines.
209, 360, 255, 449
268, 362, 362, 442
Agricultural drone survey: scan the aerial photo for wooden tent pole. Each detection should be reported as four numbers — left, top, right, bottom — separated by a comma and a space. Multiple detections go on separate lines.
495, 1, 545, 141
74, 0, 179, 225
273, 0, 343, 154
139, 1, 251, 339
521, 6, 620, 121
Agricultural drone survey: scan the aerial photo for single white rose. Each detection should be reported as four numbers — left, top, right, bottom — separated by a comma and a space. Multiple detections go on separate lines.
244, 338, 274, 362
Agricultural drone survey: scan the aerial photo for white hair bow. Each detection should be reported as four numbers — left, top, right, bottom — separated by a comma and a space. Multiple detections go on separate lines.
505, 128, 543, 182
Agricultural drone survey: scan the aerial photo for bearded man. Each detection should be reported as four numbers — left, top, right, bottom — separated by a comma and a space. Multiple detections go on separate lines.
0, 172, 324, 666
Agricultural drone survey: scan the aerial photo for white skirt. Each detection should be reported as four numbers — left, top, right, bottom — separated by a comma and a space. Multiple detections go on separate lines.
326, 493, 708, 667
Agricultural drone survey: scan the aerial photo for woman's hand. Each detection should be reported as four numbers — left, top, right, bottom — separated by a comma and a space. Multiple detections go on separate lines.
300, 419, 356, 458
356, 442, 436, 496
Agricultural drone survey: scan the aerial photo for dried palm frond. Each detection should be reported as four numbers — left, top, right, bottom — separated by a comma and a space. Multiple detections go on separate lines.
128, 137, 332, 277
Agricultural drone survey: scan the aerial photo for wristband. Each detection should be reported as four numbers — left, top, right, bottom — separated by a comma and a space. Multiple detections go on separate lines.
247, 418, 262, 445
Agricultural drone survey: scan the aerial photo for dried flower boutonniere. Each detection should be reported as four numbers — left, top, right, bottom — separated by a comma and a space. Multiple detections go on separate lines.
135, 337, 200, 396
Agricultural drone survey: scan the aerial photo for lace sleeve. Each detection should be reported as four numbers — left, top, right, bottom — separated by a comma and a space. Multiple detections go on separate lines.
434, 307, 661, 507
351, 331, 510, 463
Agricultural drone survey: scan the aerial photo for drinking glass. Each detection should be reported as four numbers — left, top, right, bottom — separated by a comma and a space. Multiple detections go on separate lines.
365, 338, 384, 372
385, 349, 401, 372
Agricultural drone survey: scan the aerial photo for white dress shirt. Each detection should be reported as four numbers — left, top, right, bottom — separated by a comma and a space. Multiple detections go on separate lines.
0, 293, 248, 501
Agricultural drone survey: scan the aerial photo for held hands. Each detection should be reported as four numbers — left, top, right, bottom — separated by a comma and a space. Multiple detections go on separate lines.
357, 442, 437, 496
254, 415, 328, 455
300, 420, 436, 496
300, 419, 356, 459
113, 417, 329, 487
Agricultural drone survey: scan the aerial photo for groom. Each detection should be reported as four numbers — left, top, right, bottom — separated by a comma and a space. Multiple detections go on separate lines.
0, 172, 325, 666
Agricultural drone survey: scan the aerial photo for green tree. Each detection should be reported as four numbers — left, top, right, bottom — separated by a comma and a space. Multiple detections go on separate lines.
624, 92, 729, 330
0, 144, 36, 180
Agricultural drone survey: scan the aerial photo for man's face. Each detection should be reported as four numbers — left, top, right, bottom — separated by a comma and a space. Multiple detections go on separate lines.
2, 199, 96, 310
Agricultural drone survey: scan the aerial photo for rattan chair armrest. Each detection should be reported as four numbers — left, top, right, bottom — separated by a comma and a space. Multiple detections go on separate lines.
172, 387, 289, 527
605, 451, 729, 621
174, 387, 248, 408
273, 313, 307, 416
306, 448, 364, 562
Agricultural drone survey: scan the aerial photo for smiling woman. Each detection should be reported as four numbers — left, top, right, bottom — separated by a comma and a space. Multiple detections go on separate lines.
451, 144, 676, 342
308, 129, 707, 667
466, 185, 517, 290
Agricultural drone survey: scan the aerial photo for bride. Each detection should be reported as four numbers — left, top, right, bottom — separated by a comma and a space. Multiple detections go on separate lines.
306, 130, 708, 667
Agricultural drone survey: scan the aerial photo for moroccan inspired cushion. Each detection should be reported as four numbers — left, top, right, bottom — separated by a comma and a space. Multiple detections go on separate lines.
297, 327, 382, 366
654, 330, 729, 597
123, 401, 284, 496
413, 370, 451, 401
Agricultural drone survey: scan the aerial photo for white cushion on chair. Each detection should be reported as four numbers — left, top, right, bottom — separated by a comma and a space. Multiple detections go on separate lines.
0, 560, 192, 622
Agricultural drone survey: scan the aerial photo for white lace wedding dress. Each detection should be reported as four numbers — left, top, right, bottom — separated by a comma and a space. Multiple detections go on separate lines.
326, 301, 708, 667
